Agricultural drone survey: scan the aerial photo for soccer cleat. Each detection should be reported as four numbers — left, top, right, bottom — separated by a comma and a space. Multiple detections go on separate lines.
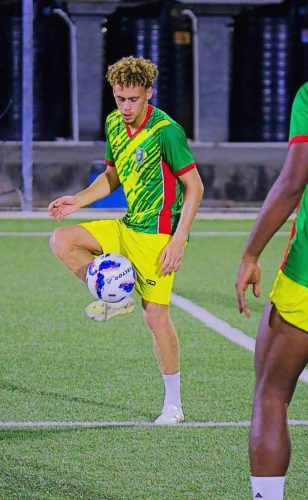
154, 404, 184, 426
85, 296, 135, 321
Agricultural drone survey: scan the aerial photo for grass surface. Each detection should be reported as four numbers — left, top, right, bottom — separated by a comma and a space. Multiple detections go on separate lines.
0, 217, 306, 499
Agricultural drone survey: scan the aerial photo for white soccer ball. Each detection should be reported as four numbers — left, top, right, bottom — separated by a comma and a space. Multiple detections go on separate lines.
86, 253, 136, 303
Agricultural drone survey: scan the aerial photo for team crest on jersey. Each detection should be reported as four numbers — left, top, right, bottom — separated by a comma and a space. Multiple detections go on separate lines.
135, 147, 145, 163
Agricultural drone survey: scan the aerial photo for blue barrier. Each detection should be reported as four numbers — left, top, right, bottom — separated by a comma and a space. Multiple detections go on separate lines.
89, 161, 127, 209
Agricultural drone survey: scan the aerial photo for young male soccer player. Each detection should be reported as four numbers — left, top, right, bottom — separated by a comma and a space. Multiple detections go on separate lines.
48, 56, 204, 425
235, 82, 308, 499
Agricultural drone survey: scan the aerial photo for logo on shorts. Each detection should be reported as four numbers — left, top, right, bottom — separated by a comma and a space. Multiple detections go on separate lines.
135, 147, 145, 163
146, 279, 156, 286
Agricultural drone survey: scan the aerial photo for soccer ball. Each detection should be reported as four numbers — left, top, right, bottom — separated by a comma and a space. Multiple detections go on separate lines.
86, 253, 136, 303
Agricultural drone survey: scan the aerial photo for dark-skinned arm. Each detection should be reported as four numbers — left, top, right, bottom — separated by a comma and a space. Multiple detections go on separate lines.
235, 142, 308, 317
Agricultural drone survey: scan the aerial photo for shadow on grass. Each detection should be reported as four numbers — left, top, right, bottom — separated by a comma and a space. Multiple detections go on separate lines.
0, 381, 150, 419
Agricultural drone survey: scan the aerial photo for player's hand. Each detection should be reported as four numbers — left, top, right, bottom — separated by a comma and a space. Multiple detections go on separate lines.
235, 256, 262, 318
159, 240, 185, 275
48, 195, 79, 221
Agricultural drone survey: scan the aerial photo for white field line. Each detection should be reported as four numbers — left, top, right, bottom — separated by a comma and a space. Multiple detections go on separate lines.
0, 231, 290, 237
0, 232, 51, 236
0, 210, 259, 220
0, 420, 307, 429
171, 293, 308, 385
190, 231, 289, 237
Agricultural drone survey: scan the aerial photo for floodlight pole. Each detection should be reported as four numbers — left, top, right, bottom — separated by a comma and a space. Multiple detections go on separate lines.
53, 9, 79, 142
182, 9, 200, 142
21, 0, 33, 211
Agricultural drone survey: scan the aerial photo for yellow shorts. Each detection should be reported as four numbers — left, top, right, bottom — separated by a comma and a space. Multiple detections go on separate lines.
269, 269, 308, 332
79, 219, 176, 305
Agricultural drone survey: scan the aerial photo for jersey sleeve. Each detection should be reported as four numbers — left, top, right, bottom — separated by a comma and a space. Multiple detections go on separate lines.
160, 122, 196, 176
104, 121, 115, 166
289, 82, 308, 145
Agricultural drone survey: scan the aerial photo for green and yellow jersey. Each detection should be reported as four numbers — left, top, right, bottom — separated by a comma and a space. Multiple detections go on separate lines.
280, 82, 308, 286
104, 104, 196, 234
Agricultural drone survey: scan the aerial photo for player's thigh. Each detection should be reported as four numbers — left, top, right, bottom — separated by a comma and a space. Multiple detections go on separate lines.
254, 301, 308, 400
51, 224, 102, 254
79, 219, 122, 254
121, 228, 175, 305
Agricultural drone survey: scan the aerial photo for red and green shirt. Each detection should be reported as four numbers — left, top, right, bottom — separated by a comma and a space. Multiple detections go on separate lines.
281, 82, 308, 286
104, 104, 196, 234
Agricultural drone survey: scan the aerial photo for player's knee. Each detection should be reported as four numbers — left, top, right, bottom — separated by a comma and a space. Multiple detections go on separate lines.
49, 227, 72, 256
143, 304, 168, 332
254, 383, 289, 414
143, 309, 159, 331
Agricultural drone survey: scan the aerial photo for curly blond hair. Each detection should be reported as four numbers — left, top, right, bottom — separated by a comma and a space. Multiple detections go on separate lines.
106, 56, 158, 88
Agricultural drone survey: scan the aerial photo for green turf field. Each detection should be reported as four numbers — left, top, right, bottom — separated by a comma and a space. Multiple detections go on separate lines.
0, 217, 306, 499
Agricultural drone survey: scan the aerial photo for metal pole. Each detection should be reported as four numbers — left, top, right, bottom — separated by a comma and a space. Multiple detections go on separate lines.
21, 0, 33, 211
53, 9, 79, 142
182, 9, 200, 142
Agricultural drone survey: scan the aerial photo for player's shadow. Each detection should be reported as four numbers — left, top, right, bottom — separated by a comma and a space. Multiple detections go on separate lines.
0, 380, 150, 418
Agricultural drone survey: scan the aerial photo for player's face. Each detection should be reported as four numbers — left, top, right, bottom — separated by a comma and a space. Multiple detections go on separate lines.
113, 85, 153, 129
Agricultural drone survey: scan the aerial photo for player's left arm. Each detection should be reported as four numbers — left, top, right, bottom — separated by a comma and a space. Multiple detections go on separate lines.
160, 168, 204, 275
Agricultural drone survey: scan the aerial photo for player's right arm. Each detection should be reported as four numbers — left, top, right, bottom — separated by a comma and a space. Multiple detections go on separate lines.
48, 166, 120, 221
236, 141, 308, 317
236, 83, 308, 318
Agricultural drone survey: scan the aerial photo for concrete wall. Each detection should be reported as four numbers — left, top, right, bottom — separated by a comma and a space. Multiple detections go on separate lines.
0, 142, 287, 209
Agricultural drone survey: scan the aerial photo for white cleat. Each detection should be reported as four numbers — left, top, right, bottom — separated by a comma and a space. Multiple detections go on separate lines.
85, 296, 136, 321
154, 404, 184, 426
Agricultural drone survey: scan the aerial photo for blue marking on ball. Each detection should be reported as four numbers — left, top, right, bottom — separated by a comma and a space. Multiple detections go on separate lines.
119, 282, 135, 293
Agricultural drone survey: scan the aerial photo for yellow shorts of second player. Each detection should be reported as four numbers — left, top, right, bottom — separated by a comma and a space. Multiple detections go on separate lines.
80, 219, 178, 305
269, 269, 308, 332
